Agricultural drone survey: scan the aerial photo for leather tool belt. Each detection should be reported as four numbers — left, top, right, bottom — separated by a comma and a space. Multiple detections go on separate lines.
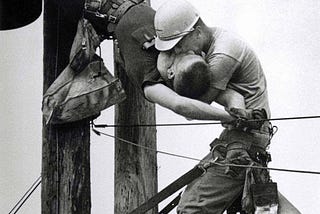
210, 121, 273, 166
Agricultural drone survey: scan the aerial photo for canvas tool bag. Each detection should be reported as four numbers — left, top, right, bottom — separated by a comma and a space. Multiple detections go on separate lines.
42, 18, 126, 124
42, 59, 126, 125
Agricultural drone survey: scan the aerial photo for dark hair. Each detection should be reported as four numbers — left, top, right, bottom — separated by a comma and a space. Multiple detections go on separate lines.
173, 60, 211, 99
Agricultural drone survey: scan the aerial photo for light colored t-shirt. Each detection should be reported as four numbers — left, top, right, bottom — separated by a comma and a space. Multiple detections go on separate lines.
206, 27, 271, 117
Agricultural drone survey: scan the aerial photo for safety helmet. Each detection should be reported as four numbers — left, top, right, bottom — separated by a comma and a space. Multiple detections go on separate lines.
154, 0, 200, 51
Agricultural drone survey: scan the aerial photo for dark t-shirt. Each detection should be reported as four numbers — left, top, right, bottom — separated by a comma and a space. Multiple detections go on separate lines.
115, 3, 165, 95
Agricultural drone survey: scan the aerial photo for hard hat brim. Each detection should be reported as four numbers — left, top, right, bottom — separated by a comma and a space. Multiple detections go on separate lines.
155, 36, 184, 51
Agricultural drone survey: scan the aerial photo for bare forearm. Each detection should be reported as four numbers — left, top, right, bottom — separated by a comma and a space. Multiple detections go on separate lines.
172, 97, 234, 121
144, 84, 233, 122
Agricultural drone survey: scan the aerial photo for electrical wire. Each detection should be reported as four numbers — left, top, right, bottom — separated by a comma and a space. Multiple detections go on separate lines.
212, 162, 320, 175
8, 176, 42, 214
93, 115, 320, 128
92, 128, 320, 175
9, 117, 320, 213
92, 128, 201, 161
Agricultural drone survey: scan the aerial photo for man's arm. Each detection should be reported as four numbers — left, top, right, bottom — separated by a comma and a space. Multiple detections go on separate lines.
198, 86, 245, 109
215, 88, 245, 109
144, 83, 234, 122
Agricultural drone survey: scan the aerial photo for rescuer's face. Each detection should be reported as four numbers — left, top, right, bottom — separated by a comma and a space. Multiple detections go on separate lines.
173, 30, 202, 55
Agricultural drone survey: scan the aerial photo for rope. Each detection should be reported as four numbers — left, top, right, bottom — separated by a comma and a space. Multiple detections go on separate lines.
212, 162, 320, 175
93, 115, 320, 128
92, 128, 200, 161
8, 176, 41, 214
92, 128, 320, 175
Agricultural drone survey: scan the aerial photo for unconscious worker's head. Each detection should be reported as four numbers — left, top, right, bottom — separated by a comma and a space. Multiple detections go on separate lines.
157, 51, 211, 99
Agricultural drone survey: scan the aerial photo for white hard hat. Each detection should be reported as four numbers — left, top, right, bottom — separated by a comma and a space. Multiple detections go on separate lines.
154, 0, 200, 51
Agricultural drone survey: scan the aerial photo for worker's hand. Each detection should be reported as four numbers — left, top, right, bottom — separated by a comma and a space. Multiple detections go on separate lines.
225, 108, 267, 130
227, 108, 253, 119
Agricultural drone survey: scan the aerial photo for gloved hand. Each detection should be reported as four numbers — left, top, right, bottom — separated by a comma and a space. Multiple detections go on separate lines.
225, 108, 267, 131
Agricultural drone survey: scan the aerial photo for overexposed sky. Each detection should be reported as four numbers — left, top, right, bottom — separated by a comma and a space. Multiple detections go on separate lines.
1, 0, 320, 213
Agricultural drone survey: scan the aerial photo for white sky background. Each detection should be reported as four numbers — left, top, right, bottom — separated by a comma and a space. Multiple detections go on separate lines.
1, 0, 320, 213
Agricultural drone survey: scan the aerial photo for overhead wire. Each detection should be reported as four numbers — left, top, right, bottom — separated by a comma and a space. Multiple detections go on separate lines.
92, 128, 320, 175
93, 115, 320, 128
9, 114, 320, 213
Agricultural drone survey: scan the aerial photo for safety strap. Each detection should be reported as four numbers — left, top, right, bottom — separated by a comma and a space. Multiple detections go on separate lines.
108, 0, 136, 23
128, 164, 206, 214
84, 0, 144, 39
158, 192, 182, 214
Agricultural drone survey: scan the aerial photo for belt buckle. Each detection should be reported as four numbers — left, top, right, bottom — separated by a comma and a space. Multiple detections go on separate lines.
108, 15, 117, 23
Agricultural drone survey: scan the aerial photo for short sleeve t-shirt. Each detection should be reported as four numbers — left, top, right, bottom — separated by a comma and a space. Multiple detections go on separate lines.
115, 4, 165, 95
206, 27, 271, 117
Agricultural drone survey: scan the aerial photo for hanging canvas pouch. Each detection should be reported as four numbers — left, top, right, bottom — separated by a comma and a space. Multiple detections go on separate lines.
42, 18, 126, 124
42, 59, 126, 124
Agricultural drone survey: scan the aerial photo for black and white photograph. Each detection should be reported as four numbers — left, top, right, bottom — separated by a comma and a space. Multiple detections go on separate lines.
1, 0, 319, 213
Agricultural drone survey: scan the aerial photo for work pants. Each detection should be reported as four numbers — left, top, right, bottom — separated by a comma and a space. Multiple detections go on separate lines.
177, 124, 301, 214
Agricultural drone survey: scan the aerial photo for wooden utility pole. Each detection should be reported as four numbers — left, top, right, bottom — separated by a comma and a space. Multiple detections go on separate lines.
42, 0, 91, 213
114, 47, 158, 214
114, 1, 158, 213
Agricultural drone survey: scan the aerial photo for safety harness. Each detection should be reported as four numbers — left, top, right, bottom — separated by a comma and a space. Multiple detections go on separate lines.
129, 159, 278, 214
129, 119, 279, 214
83, 0, 144, 39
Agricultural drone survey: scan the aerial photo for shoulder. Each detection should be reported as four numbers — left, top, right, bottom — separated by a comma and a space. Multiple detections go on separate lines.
208, 27, 247, 62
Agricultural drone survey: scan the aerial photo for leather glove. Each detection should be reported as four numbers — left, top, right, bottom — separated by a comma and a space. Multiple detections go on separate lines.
226, 108, 267, 131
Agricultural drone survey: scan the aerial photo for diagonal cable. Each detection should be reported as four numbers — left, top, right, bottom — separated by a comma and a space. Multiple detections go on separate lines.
93, 115, 320, 128
8, 176, 42, 214
92, 128, 320, 175
92, 128, 201, 161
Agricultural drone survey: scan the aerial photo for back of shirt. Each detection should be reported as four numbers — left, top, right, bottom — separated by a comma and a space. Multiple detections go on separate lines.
206, 27, 271, 117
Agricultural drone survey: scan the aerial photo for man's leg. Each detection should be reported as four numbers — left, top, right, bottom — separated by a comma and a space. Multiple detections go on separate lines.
177, 153, 246, 214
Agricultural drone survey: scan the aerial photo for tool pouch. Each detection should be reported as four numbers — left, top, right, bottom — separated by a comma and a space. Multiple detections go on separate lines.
42, 59, 126, 125
251, 182, 279, 214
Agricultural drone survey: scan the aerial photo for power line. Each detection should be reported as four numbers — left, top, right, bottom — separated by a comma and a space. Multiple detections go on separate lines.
93, 115, 320, 128
92, 128, 320, 175
8, 176, 41, 214
8, 122, 319, 213
212, 162, 320, 175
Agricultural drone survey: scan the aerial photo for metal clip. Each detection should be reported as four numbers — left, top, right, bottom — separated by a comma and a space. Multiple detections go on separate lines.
108, 15, 117, 23
94, 11, 107, 19
197, 164, 208, 176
